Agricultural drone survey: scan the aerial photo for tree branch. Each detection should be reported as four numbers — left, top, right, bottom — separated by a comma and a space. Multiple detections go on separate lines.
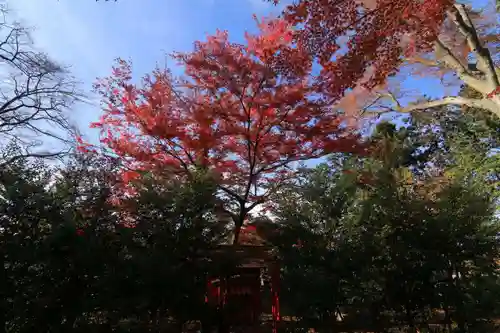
367, 96, 499, 116
449, 4, 500, 88
434, 39, 489, 94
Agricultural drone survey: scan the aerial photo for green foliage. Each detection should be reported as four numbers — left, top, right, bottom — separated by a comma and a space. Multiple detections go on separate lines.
0, 155, 222, 332
271, 120, 500, 332
410, 85, 500, 198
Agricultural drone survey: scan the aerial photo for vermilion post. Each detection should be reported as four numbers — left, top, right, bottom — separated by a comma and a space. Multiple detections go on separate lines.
270, 263, 280, 333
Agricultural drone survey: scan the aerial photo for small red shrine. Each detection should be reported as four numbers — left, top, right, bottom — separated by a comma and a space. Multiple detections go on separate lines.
204, 224, 281, 333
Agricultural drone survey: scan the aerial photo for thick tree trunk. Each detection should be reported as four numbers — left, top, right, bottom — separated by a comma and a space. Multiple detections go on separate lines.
232, 208, 247, 245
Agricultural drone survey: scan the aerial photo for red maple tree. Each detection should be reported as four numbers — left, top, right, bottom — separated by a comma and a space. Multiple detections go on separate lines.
274, 0, 500, 118
268, 0, 455, 104
87, 22, 366, 244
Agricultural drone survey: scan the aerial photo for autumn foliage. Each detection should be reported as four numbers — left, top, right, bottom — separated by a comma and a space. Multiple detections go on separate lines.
82, 0, 462, 244
89, 22, 366, 243
270, 0, 454, 102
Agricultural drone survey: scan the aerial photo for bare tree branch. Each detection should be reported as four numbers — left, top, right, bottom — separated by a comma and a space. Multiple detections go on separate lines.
0, 5, 83, 167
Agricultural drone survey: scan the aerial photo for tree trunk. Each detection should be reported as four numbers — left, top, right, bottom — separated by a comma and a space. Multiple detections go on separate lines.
232, 208, 247, 245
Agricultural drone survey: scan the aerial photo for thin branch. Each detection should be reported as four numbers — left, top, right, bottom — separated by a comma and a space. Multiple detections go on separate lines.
218, 184, 245, 203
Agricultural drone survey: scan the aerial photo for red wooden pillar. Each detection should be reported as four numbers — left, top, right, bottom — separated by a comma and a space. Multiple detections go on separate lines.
206, 279, 222, 305
219, 277, 228, 333
270, 263, 280, 333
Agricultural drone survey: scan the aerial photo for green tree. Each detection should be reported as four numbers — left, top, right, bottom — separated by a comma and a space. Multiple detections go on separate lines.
0, 154, 224, 332
271, 121, 500, 332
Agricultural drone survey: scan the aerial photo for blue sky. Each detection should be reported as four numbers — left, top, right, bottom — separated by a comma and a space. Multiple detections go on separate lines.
8, 0, 491, 145
8, 0, 284, 143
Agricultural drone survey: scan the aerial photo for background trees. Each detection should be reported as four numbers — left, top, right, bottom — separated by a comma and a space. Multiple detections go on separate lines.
271, 120, 500, 332
0, 154, 224, 332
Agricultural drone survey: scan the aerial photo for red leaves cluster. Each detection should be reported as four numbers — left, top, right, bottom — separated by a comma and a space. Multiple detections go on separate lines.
272, 0, 454, 103
89, 22, 366, 224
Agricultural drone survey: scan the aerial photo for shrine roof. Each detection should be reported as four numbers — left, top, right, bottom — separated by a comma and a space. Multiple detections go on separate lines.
207, 244, 278, 269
